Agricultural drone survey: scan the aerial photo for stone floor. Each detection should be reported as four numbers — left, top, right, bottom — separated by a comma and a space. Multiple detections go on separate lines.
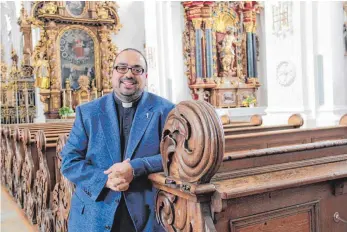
1, 186, 37, 232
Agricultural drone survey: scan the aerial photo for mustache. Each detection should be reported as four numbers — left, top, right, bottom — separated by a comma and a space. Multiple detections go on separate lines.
120, 77, 138, 84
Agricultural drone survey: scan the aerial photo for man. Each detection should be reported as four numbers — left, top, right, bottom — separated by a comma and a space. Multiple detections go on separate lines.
61, 48, 174, 232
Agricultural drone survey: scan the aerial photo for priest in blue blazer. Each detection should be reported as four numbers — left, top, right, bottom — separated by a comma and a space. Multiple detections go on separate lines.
61, 48, 174, 232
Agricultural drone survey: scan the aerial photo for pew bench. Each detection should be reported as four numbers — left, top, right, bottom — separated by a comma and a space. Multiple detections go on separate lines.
150, 101, 347, 232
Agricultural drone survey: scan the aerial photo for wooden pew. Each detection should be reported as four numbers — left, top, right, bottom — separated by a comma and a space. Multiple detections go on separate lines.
41, 134, 74, 232
149, 101, 347, 232
1, 122, 73, 230
222, 114, 263, 129
1, 126, 7, 184
223, 114, 303, 136
20, 127, 71, 224
2, 122, 72, 192
11, 125, 72, 210
34, 129, 72, 230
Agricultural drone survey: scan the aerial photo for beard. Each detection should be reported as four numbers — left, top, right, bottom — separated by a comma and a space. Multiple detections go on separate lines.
115, 77, 144, 103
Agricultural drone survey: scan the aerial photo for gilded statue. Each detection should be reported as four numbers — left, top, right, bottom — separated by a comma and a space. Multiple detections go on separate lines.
77, 75, 90, 91
96, 3, 109, 19
217, 27, 236, 77
34, 51, 50, 89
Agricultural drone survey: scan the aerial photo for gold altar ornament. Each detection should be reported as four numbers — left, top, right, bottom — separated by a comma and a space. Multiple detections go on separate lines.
27, 1, 121, 119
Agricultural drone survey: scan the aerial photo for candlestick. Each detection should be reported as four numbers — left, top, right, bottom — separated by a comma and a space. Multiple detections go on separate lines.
69, 90, 72, 109
63, 90, 66, 107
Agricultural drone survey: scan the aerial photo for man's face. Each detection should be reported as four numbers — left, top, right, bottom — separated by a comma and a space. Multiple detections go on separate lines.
112, 50, 147, 102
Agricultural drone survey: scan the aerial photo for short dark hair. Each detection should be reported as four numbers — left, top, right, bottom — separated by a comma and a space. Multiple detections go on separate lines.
114, 48, 148, 72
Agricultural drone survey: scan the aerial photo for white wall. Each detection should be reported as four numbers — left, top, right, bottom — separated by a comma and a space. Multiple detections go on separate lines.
143, 1, 190, 103
261, 1, 347, 127
111, 1, 145, 53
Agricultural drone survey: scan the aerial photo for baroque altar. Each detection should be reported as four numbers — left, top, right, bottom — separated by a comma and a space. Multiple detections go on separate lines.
0, 46, 36, 124
183, 1, 262, 108
24, 1, 121, 119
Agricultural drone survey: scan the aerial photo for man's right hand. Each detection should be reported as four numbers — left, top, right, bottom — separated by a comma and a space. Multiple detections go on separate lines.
105, 176, 129, 192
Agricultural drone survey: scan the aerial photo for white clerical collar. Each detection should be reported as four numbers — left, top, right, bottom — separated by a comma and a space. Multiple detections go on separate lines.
122, 102, 133, 108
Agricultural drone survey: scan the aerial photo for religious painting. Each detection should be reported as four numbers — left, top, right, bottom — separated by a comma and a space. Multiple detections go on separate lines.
60, 29, 95, 90
222, 92, 235, 105
66, 1, 86, 17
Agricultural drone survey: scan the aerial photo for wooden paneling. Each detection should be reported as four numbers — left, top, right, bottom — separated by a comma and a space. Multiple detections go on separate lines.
230, 202, 319, 232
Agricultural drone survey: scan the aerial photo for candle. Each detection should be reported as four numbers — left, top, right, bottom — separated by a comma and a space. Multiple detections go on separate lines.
69, 90, 72, 108
63, 90, 66, 107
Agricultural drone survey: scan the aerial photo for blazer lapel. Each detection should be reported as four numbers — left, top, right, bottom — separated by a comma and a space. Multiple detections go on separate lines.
125, 92, 153, 160
98, 93, 121, 164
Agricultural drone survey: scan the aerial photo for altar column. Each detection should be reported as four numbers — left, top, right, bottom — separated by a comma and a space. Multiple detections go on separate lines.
262, 1, 308, 126
314, 1, 347, 126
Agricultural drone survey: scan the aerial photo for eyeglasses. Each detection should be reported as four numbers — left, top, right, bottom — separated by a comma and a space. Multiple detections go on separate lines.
114, 65, 145, 75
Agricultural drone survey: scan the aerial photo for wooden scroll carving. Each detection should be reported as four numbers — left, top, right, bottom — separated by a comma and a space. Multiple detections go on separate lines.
41, 134, 74, 232
161, 100, 224, 184
6, 128, 15, 196
1, 126, 8, 185
13, 127, 25, 208
34, 130, 52, 227
51, 134, 74, 232
21, 128, 38, 224
157, 100, 224, 231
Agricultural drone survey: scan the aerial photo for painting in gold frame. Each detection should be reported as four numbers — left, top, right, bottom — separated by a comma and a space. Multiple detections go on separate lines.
66, 1, 87, 17
57, 25, 100, 91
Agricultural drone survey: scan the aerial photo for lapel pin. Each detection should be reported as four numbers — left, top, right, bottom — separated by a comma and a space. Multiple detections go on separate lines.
146, 113, 149, 119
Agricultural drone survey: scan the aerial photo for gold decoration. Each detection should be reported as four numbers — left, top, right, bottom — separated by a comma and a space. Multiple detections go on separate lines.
33, 51, 50, 89
213, 12, 238, 33
243, 22, 254, 33
77, 75, 90, 91
192, 19, 202, 30
96, 3, 109, 19
39, 2, 58, 15
204, 19, 213, 29
27, 1, 121, 119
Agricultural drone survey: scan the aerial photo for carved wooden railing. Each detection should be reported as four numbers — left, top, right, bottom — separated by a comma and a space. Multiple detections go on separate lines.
154, 100, 225, 231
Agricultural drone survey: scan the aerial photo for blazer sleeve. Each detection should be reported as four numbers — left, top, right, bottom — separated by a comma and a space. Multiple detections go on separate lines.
130, 103, 175, 178
60, 106, 108, 201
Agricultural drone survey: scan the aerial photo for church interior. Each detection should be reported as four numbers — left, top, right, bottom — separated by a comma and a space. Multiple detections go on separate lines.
1, 1, 347, 231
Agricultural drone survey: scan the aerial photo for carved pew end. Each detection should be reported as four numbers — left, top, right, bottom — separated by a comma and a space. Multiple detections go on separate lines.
161, 100, 225, 184
339, 114, 347, 126
288, 114, 304, 127
250, 114, 262, 126
220, 114, 230, 125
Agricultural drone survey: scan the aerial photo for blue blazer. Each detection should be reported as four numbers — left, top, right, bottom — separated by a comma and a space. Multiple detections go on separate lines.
61, 92, 174, 232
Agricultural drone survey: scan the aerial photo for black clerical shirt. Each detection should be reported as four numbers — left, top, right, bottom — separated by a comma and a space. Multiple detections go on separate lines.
113, 94, 139, 160
111, 93, 140, 232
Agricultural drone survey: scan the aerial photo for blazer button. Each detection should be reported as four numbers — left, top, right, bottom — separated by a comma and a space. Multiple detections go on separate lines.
105, 225, 111, 230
